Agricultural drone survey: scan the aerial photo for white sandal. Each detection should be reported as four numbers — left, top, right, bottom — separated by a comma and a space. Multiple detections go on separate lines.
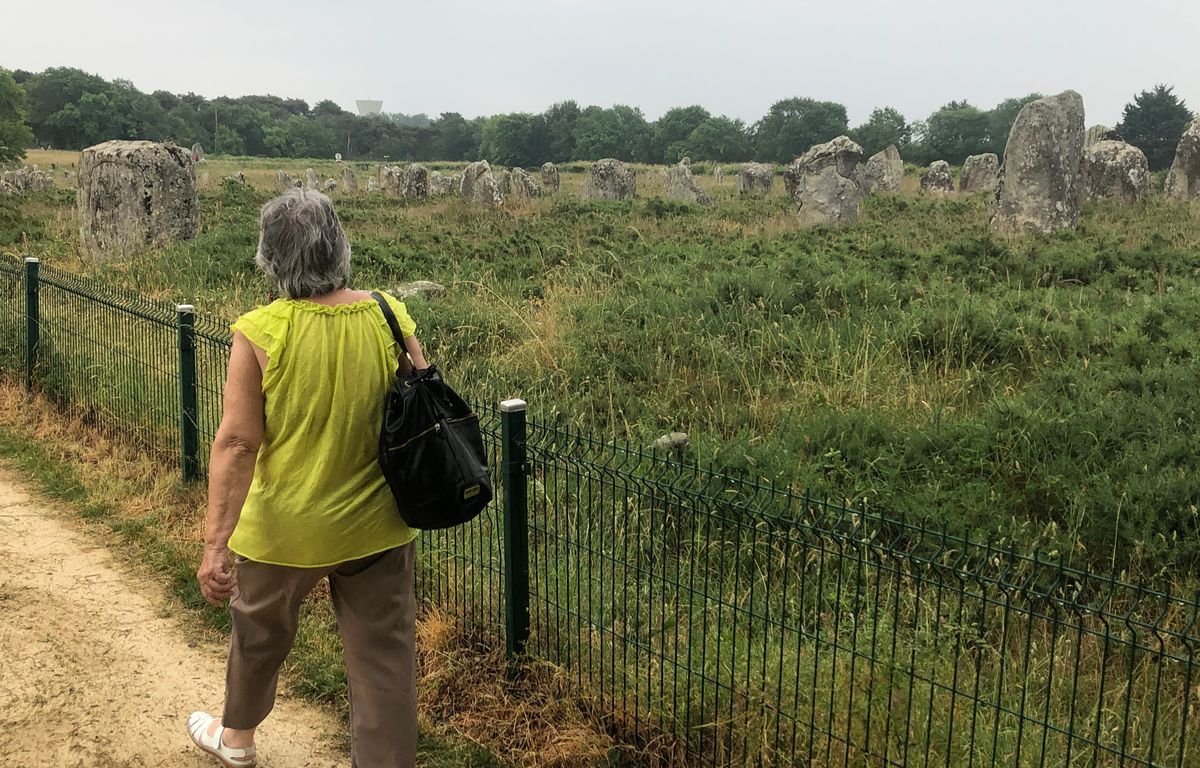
187, 711, 257, 768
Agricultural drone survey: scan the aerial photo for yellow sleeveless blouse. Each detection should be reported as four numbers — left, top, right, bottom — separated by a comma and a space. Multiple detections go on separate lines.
227, 294, 418, 567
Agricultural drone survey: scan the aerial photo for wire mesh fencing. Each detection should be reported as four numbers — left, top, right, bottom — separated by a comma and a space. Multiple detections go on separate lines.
519, 419, 1200, 768
0, 255, 22, 373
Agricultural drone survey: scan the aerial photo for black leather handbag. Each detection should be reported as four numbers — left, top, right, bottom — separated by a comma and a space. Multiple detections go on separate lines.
371, 292, 492, 529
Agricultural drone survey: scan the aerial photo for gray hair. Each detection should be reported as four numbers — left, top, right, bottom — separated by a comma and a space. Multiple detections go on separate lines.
255, 188, 351, 299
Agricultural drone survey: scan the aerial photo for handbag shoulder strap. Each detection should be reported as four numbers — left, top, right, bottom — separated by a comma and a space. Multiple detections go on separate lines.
371, 291, 414, 378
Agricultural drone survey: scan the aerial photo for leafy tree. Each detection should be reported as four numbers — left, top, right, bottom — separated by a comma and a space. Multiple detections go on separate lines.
752, 98, 848, 163
986, 93, 1042, 155
1116, 85, 1194, 171
312, 99, 348, 118
282, 114, 337, 158
650, 105, 710, 163
23, 67, 113, 148
480, 112, 542, 167
0, 69, 34, 161
921, 101, 991, 164
850, 107, 911, 157
572, 105, 651, 162
213, 125, 245, 155
542, 100, 580, 163
433, 112, 480, 160
677, 116, 751, 162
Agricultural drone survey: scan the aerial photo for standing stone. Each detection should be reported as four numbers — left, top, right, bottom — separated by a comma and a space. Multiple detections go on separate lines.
341, 167, 358, 193
380, 165, 405, 195
77, 140, 198, 261
666, 159, 712, 204
783, 136, 865, 227
1165, 117, 1200, 200
1084, 125, 1116, 148
494, 169, 512, 196
509, 167, 541, 200
920, 161, 954, 194
540, 162, 560, 192
274, 170, 292, 193
581, 158, 636, 200
713, 166, 724, 183
859, 145, 903, 194
322, 178, 338, 192
959, 154, 999, 193
403, 164, 429, 199
989, 90, 1086, 236
367, 177, 380, 193
305, 168, 318, 190
737, 162, 775, 195
459, 160, 504, 207
429, 171, 452, 196
1081, 140, 1150, 204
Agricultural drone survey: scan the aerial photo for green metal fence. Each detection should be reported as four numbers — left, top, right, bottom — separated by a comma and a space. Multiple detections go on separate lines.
1, 253, 1197, 768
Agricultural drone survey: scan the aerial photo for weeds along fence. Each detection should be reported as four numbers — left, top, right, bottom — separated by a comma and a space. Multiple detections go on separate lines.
1, 252, 1198, 768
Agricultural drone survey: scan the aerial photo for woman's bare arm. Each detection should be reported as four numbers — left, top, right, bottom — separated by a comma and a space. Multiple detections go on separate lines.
197, 332, 265, 605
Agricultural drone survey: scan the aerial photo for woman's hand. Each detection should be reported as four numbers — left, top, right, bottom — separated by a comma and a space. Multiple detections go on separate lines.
197, 546, 238, 606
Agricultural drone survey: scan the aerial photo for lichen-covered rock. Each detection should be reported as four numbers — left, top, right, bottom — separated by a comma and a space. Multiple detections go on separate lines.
713, 166, 724, 183
366, 177, 380, 193
1084, 125, 1116, 148
223, 172, 246, 186
77, 140, 198, 261
392, 280, 446, 299
429, 171, 452, 196
920, 161, 954, 194
509, 167, 541, 200
666, 159, 712, 204
274, 169, 293, 193
1166, 117, 1200, 200
581, 158, 636, 200
0, 166, 54, 195
494, 169, 512, 196
305, 168, 318, 190
322, 178, 338, 192
540, 162, 560, 192
341, 167, 357, 193
959, 154, 999, 193
859, 145, 903, 194
989, 91, 1086, 236
1081, 140, 1150, 204
784, 136, 865, 227
459, 161, 503, 207
380, 165, 405, 195
735, 163, 773, 196
403, 164, 429, 199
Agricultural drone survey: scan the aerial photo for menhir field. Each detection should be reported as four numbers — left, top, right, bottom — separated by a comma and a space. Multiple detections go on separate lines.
5, 133, 1200, 581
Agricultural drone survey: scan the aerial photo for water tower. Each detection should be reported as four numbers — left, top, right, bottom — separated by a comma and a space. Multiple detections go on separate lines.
356, 100, 384, 116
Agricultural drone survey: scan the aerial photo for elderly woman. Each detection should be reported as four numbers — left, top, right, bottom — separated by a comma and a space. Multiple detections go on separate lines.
187, 188, 427, 768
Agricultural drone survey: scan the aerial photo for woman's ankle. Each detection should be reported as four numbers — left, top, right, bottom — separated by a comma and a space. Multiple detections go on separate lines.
220, 724, 256, 749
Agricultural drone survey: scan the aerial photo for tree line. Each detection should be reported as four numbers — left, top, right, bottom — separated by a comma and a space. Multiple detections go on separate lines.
0, 67, 1192, 171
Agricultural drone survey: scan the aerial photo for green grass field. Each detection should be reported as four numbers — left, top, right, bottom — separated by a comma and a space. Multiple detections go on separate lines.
8, 150, 1198, 577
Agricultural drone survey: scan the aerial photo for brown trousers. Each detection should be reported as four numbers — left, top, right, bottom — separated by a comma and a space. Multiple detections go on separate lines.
223, 541, 417, 768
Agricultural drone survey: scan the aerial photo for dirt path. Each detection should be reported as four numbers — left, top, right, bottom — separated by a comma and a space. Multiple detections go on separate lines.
0, 466, 349, 768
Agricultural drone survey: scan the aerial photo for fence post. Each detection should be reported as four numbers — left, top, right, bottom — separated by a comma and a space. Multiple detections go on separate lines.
500, 397, 530, 658
23, 257, 39, 392
177, 304, 200, 482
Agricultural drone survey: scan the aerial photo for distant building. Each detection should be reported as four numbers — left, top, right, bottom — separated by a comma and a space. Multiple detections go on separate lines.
356, 100, 384, 116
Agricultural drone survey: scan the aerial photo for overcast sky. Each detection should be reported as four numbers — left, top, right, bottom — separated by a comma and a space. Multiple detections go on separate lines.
3, 0, 1197, 128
